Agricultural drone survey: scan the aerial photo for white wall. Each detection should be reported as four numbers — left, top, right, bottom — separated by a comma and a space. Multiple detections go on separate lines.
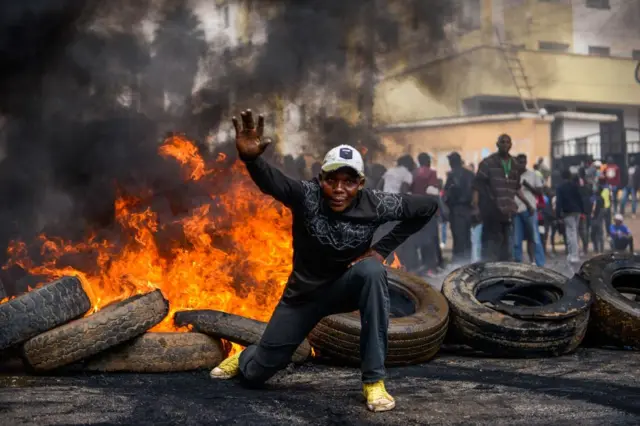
572, 0, 640, 57
556, 118, 602, 158
624, 107, 640, 154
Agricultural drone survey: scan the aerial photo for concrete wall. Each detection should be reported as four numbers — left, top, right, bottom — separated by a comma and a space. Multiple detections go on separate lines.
572, 0, 640, 58
502, 0, 574, 50
374, 46, 640, 124
376, 117, 552, 179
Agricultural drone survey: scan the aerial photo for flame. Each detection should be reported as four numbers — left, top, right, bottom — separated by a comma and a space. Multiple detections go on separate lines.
4, 135, 292, 333
385, 252, 403, 270
2, 134, 403, 344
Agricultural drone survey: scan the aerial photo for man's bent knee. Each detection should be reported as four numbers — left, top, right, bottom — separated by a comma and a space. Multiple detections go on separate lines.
352, 257, 387, 279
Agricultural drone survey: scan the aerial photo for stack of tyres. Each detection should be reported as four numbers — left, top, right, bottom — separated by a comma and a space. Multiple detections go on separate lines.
307, 267, 449, 366
577, 253, 640, 349
442, 262, 592, 357
0, 277, 91, 353
23, 290, 170, 371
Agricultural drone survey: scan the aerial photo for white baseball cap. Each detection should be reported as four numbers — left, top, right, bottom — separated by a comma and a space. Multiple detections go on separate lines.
321, 144, 365, 177
614, 213, 624, 221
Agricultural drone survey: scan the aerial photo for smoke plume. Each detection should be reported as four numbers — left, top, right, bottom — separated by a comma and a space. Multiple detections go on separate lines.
0, 0, 454, 263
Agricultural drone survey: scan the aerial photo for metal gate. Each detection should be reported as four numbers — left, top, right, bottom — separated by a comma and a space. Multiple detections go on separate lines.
551, 128, 640, 186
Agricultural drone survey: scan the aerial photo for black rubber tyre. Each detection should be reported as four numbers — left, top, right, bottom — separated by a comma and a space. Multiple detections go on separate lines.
84, 332, 225, 373
0, 276, 91, 351
23, 290, 169, 371
174, 310, 311, 364
307, 267, 449, 366
578, 254, 640, 349
442, 262, 591, 357
576, 253, 637, 284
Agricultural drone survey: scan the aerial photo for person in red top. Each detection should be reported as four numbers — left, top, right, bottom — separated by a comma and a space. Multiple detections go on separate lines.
604, 155, 621, 213
410, 153, 439, 195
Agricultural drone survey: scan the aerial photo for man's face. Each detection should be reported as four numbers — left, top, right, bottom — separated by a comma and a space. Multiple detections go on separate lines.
497, 137, 512, 155
517, 155, 527, 166
320, 168, 364, 212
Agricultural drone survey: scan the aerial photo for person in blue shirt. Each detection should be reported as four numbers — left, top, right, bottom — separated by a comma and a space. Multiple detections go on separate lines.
609, 213, 633, 252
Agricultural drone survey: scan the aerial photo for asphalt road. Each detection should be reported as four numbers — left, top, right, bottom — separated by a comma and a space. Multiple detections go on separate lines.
1, 348, 639, 425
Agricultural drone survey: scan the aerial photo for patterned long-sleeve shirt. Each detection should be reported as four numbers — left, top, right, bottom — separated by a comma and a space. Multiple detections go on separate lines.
244, 156, 438, 302
473, 153, 524, 222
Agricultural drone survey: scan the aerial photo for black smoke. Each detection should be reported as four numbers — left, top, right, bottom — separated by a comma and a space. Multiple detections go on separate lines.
0, 0, 454, 264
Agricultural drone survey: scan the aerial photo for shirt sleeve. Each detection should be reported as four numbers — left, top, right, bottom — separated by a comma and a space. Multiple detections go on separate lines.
404, 169, 414, 186
534, 172, 544, 188
371, 192, 439, 258
473, 160, 489, 191
243, 156, 305, 208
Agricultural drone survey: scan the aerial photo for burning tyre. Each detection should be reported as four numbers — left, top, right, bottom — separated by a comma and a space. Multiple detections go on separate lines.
84, 332, 225, 373
442, 262, 591, 357
578, 253, 640, 349
23, 289, 169, 371
0, 276, 91, 351
307, 268, 449, 366
174, 310, 311, 364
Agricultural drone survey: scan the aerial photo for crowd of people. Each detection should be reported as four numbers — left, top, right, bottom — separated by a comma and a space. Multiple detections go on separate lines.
216, 111, 634, 412
356, 135, 635, 273
267, 135, 636, 274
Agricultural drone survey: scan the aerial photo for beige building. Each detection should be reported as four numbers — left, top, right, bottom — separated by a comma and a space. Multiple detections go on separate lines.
375, 0, 640, 173
375, 113, 554, 178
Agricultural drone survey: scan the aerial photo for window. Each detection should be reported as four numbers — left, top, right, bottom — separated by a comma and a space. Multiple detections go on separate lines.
222, 6, 229, 28
633, 50, 640, 61
538, 41, 569, 52
586, 0, 610, 9
588, 45, 610, 57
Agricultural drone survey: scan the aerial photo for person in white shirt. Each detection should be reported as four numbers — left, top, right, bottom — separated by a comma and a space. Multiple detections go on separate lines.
376, 154, 416, 269
379, 155, 415, 194
513, 154, 545, 266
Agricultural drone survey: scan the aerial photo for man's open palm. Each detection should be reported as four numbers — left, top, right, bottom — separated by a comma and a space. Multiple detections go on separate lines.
233, 109, 271, 160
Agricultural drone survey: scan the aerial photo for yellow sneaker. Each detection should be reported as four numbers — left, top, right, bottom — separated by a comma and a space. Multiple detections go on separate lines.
210, 351, 242, 379
362, 380, 396, 412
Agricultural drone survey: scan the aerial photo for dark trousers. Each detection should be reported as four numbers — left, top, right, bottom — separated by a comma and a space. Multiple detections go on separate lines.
449, 206, 472, 262
579, 215, 590, 254
612, 236, 634, 252
239, 258, 390, 385
591, 214, 605, 253
604, 208, 612, 234
481, 219, 513, 261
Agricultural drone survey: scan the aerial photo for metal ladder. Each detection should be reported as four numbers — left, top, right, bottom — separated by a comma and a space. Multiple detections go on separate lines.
495, 28, 540, 113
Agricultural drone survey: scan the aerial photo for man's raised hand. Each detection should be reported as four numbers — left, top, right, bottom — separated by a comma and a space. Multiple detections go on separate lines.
232, 109, 271, 161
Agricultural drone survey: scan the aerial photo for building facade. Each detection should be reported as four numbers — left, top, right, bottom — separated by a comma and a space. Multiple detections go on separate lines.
375, 0, 640, 171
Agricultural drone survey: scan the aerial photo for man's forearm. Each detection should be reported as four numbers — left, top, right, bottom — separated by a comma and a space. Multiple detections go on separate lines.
372, 195, 438, 258
523, 181, 542, 196
372, 217, 430, 258
243, 156, 301, 206
516, 190, 534, 210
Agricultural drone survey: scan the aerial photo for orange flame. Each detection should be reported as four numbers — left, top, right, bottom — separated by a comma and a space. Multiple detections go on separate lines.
385, 252, 403, 270
2, 135, 403, 340
4, 135, 292, 332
